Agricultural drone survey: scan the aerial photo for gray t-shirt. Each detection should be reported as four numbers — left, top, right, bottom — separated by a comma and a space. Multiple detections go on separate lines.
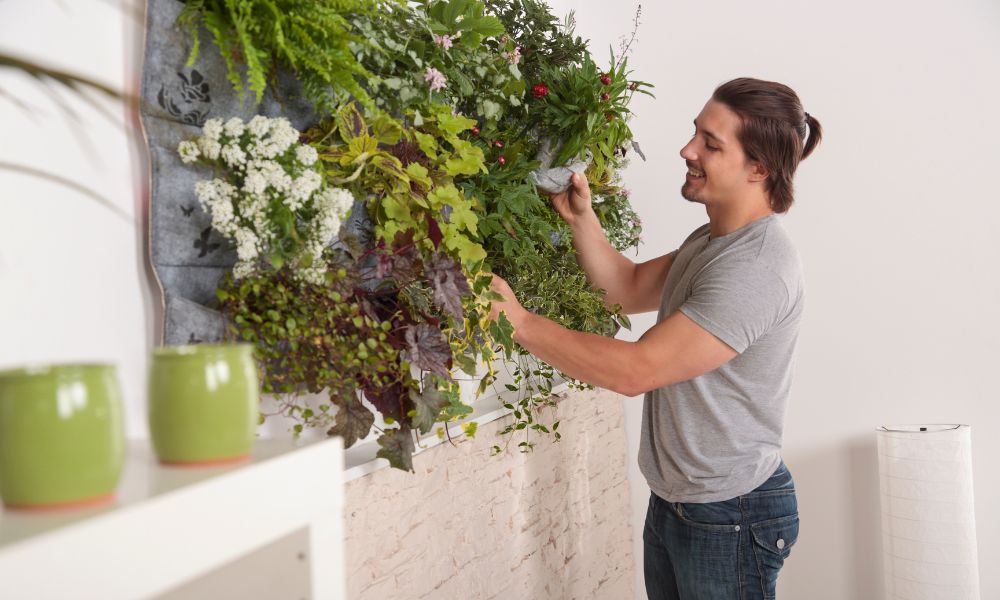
638, 213, 804, 503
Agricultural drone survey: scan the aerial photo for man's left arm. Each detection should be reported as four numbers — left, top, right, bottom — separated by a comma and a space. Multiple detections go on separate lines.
490, 276, 738, 396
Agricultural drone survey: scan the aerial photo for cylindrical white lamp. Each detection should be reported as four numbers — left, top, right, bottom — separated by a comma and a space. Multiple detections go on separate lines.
877, 424, 980, 600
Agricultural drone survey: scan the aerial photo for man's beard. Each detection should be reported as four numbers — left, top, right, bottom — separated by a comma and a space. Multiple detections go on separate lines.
681, 181, 703, 203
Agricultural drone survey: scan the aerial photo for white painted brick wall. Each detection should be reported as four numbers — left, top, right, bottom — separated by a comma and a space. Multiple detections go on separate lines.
344, 388, 635, 600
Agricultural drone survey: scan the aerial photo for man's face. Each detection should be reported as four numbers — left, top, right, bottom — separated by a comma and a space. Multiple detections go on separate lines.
679, 99, 758, 207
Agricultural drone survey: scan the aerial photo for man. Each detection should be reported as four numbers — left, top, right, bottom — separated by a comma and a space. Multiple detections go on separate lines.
488, 77, 822, 599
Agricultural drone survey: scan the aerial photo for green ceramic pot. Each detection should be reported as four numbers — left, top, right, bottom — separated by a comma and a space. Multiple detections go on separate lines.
148, 343, 259, 465
0, 364, 125, 509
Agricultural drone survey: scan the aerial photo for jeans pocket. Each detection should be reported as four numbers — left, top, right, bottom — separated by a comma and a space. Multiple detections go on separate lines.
750, 513, 799, 599
674, 498, 742, 533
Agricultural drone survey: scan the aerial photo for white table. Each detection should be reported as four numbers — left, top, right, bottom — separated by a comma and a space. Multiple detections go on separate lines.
0, 436, 344, 600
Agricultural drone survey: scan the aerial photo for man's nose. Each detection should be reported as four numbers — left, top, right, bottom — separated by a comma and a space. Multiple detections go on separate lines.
679, 141, 696, 161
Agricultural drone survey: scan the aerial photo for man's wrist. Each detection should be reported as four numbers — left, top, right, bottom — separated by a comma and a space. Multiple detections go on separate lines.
507, 306, 532, 343
570, 209, 601, 233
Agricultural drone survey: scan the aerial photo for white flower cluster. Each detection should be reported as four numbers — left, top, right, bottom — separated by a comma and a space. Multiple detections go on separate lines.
178, 116, 353, 284
300, 188, 355, 285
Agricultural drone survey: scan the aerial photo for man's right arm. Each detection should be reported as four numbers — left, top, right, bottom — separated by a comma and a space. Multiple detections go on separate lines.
551, 173, 674, 314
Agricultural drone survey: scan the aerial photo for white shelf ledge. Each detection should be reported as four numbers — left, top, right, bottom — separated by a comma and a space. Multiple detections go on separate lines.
0, 437, 345, 600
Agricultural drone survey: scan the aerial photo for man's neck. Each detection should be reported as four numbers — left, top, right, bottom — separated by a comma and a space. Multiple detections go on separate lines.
705, 201, 774, 240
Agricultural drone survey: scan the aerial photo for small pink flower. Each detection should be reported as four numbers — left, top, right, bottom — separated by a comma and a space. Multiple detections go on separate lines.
621, 189, 632, 199
433, 34, 454, 50
423, 67, 447, 91
504, 46, 522, 65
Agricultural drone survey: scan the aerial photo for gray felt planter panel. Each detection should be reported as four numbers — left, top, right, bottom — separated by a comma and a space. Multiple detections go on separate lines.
140, 0, 319, 345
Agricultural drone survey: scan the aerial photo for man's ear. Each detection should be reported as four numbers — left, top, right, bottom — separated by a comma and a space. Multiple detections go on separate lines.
747, 161, 769, 183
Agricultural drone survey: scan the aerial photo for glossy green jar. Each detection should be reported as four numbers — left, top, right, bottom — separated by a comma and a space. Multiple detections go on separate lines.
0, 364, 125, 509
148, 343, 259, 465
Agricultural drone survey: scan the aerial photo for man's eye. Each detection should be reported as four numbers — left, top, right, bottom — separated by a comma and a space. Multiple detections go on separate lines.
706, 145, 719, 151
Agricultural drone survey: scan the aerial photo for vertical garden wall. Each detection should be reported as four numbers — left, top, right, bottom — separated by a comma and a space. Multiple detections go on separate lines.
140, 0, 650, 470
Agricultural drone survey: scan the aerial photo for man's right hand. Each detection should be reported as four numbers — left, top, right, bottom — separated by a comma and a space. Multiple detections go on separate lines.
548, 172, 594, 227
542, 169, 668, 315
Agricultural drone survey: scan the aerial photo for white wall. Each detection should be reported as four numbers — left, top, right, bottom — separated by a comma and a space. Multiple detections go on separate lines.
0, 0, 155, 440
546, 0, 1000, 597
2, 1, 998, 598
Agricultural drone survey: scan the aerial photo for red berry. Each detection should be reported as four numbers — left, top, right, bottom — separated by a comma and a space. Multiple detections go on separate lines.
471, 126, 481, 136
498, 155, 507, 165
601, 92, 610, 102
628, 82, 638, 91
494, 140, 504, 148
532, 83, 549, 98
600, 73, 611, 85
605, 112, 615, 121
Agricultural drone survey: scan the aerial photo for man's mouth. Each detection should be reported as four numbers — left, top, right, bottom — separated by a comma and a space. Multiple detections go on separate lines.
686, 167, 705, 179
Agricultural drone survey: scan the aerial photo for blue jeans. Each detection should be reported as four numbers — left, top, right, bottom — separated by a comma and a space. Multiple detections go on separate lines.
643, 461, 799, 600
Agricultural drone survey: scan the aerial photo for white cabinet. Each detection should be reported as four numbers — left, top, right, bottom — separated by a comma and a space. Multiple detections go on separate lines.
0, 437, 344, 600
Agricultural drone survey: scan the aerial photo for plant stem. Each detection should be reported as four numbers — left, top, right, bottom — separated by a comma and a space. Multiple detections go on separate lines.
0, 54, 126, 101
0, 161, 132, 224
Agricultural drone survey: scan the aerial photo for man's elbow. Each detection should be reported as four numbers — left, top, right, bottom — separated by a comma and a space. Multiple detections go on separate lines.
609, 382, 644, 397
607, 367, 660, 397
612, 379, 681, 397
606, 357, 692, 396
618, 386, 649, 398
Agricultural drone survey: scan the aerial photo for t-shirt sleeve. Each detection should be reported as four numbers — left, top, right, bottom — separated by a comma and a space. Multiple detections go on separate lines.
678, 260, 789, 353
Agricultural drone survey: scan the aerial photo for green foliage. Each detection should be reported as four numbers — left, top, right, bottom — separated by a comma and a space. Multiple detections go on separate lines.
218, 262, 400, 433
180, 0, 652, 471
176, 0, 385, 111
534, 51, 653, 178
376, 425, 416, 471
489, 353, 560, 456
594, 190, 642, 252
483, 0, 589, 85
347, 0, 524, 125
410, 373, 450, 435
310, 102, 489, 266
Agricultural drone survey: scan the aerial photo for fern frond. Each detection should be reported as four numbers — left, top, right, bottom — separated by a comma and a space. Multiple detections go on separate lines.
176, 0, 205, 67
174, 0, 382, 111
202, 8, 245, 100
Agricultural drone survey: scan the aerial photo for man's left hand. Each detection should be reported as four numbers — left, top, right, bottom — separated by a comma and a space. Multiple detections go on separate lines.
488, 274, 525, 326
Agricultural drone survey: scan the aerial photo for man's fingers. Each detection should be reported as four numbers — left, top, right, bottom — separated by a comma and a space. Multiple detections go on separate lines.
550, 192, 570, 217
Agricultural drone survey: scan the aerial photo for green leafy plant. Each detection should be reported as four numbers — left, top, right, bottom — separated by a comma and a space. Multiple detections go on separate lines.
176, 0, 652, 470
216, 243, 480, 471
348, 0, 524, 125
217, 262, 396, 445
483, 0, 589, 86
489, 355, 559, 455
533, 51, 652, 178
311, 102, 489, 265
